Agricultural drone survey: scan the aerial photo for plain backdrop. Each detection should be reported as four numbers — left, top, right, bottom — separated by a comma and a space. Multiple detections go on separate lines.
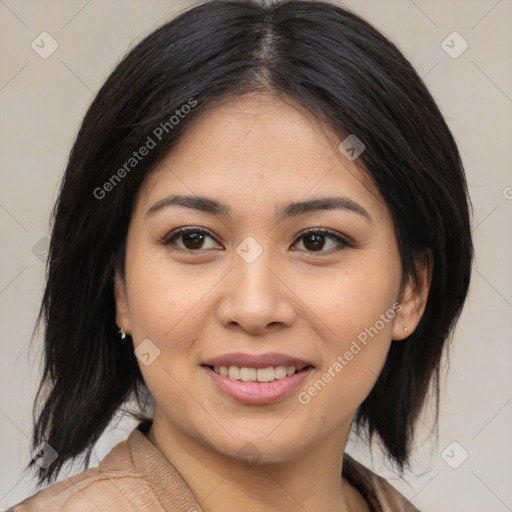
1, 0, 511, 510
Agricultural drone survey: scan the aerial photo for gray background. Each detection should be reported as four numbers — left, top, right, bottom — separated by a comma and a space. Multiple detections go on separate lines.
1, 0, 511, 510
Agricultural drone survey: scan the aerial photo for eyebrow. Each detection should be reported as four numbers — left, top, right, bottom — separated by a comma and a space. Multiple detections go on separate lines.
146, 194, 372, 223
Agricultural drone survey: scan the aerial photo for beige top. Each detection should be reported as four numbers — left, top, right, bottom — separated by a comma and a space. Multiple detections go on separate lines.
8, 423, 420, 512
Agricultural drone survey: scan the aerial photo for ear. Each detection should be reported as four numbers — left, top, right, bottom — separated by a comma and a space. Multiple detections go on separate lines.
114, 266, 132, 335
392, 249, 433, 341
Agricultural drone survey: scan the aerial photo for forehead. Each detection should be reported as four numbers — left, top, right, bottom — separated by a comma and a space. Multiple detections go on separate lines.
136, 93, 388, 220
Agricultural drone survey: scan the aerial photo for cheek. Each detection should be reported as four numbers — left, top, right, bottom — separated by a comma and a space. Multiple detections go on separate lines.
312, 251, 401, 342
299, 254, 400, 414
298, 304, 395, 426
125, 243, 212, 342
125, 255, 208, 417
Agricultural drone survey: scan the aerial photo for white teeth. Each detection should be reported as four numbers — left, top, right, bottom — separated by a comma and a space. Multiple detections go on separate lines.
286, 366, 296, 376
240, 367, 257, 381
274, 366, 287, 379
256, 367, 275, 382
228, 365, 240, 379
212, 364, 304, 382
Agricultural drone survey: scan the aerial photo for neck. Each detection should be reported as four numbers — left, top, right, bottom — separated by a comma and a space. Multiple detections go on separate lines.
145, 412, 368, 512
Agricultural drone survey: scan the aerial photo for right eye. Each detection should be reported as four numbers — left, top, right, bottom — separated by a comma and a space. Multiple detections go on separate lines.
161, 226, 222, 252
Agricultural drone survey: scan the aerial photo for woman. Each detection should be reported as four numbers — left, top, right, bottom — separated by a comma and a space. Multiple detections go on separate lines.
8, 0, 473, 510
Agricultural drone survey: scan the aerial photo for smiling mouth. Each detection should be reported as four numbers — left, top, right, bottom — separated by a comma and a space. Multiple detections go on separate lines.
204, 364, 314, 383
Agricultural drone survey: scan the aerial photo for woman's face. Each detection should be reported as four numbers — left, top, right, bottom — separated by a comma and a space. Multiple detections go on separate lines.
115, 93, 418, 464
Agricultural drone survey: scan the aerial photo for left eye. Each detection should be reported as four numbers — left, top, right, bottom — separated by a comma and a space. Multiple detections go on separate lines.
292, 229, 352, 253
162, 227, 352, 253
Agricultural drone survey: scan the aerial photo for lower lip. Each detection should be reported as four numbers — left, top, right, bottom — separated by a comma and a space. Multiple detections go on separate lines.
202, 366, 314, 404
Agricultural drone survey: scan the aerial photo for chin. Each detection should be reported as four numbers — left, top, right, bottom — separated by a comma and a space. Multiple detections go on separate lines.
210, 431, 309, 467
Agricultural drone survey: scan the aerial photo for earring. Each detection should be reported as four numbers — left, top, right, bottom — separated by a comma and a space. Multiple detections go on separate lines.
119, 328, 127, 340
404, 327, 408, 332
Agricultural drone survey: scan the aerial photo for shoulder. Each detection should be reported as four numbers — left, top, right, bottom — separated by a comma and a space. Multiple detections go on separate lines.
343, 454, 421, 512
6, 436, 159, 512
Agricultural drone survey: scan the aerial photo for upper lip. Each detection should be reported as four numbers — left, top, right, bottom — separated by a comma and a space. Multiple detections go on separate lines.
201, 352, 314, 369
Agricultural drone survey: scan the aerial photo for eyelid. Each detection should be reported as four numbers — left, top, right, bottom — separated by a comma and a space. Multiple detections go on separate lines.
160, 226, 220, 247
295, 227, 354, 248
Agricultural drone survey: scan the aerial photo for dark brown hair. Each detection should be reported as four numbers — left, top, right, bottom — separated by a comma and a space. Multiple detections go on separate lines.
27, 0, 473, 487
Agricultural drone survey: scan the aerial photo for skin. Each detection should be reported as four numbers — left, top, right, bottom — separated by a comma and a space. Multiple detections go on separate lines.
114, 93, 431, 512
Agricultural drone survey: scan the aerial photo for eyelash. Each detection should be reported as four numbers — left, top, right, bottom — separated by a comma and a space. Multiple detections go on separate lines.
161, 226, 354, 254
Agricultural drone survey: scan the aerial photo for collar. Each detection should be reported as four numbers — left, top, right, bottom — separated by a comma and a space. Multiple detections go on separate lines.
127, 420, 404, 512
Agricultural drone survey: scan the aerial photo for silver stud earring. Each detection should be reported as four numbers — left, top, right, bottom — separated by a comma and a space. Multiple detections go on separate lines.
404, 327, 408, 332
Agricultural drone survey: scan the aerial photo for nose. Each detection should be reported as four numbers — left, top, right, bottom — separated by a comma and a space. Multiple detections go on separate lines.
216, 249, 296, 335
